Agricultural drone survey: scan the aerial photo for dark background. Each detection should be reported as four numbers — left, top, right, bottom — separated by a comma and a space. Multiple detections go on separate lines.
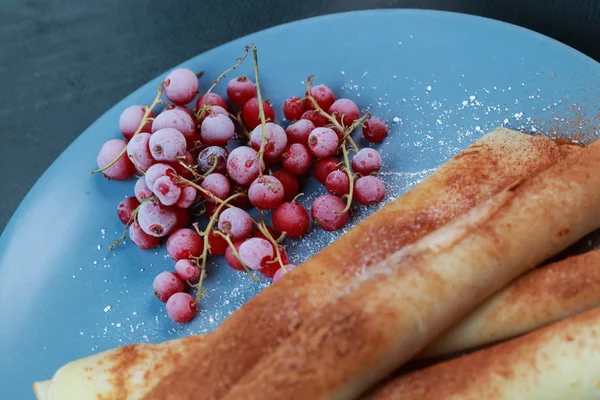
2, 0, 600, 232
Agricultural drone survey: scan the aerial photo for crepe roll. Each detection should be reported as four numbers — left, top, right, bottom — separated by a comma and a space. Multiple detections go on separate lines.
368, 306, 600, 400
220, 138, 600, 400
144, 129, 573, 400
33, 336, 204, 400
421, 248, 600, 358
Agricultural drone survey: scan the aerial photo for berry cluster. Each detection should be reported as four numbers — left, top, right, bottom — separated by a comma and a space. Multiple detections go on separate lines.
93, 46, 388, 323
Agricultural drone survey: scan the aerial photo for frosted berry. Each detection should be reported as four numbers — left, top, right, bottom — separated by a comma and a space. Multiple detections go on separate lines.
272, 202, 310, 238
352, 148, 382, 175
196, 92, 228, 111
285, 119, 315, 144
273, 264, 299, 282
362, 117, 388, 143
169, 151, 195, 180
153, 175, 182, 206
325, 170, 350, 196
200, 114, 235, 146
150, 128, 187, 162
239, 238, 274, 270
127, 132, 155, 172
129, 222, 160, 250
117, 196, 140, 225
301, 109, 329, 127
96, 139, 136, 180
311, 194, 348, 231
354, 176, 386, 205
137, 200, 177, 237
166, 292, 197, 323
176, 185, 197, 208
201, 173, 231, 200
225, 240, 245, 271
151, 108, 198, 146
248, 175, 285, 210
119, 105, 155, 140
197, 146, 228, 175
306, 84, 335, 110
282, 143, 312, 175
259, 248, 288, 278
308, 127, 339, 158
250, 122, 288, 163
273, 170, 299, 202
166, 228, 204, 261
218, 207, 253, 240
227, 76, 257, 106
145, 163, 176, 191
174, 259, 201, 282
226, 146, 262, 185
283, 96, 306, 121
153, 271, 184, 302
314, 156, 341, 185
163, 68, 199, 105
207, 231, 228, 255
134, 177, 153, 202
242, 98, 275, 129
328, 99, 360, 127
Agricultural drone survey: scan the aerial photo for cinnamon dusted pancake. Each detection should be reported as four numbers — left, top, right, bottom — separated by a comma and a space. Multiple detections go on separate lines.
141, 129, 577, 400
220, 139, 600, 399
33, 129, 582, 400
33, 336, 204, 400
421, 248, 600, 358
34, 248, 600, 399
368, 306, 600, 400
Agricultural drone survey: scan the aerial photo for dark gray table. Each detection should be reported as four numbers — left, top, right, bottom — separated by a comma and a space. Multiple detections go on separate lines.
1, 0, 599, 231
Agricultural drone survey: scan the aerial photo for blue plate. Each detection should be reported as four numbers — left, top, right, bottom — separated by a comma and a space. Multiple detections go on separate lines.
1, 9, 599, 399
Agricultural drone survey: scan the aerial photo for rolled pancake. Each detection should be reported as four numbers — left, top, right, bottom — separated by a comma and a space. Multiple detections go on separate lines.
33, 336, 204, 400
421, 248, 600, 358
220, 139, 600, 400
143, 129, 572, 400
368, 306, 600, 400
35, 247, 600, 399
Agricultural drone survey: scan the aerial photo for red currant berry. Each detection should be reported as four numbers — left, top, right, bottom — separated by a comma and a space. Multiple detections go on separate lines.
283, 96, 307, 121
166, 228, 204, 261
314, 156, 341, 185
196, 93, 228, 111
218, 207, 253, 240
242, 98, 275, 129
129, 222, 160, 250
311, 194, 348, 231
117, 196, 140, 225
225, 240, 245, 271
272, 202, 310, 238
325, 170, 350, 196
282, 143, 312, 175
308, 127, 339, 158
352, 148, 382, 175
227, 76, 257, 106
96, 139, 136, 180
306, 84, 335, 110
119, 105, 155, 140
248, 175, 285, 210
163, 68, 199, 105
207, 231, 228, 255
249, 122, 288, 163
153, 271, 184, 302
300, 109, 328, 127
286, 119, 315, 145
362, 117, 388, 143
328, 99, 360, 127
273, 264, 299, 282
226, 146, 263, 185
354, 176, 386, 205
174, 259, 201, 282
166, 292, 197, 323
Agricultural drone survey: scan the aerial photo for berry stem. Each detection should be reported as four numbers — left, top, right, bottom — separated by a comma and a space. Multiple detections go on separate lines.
191, 192, 247, 303
251, 45, 268, 173
196, 45, 251, 121
214, 230, 259, 281
229, 110, 251, 141
339, 141, 355, 214
291, 192, 304, 204
91, 85, 164, 175
256, 210, 285, 270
